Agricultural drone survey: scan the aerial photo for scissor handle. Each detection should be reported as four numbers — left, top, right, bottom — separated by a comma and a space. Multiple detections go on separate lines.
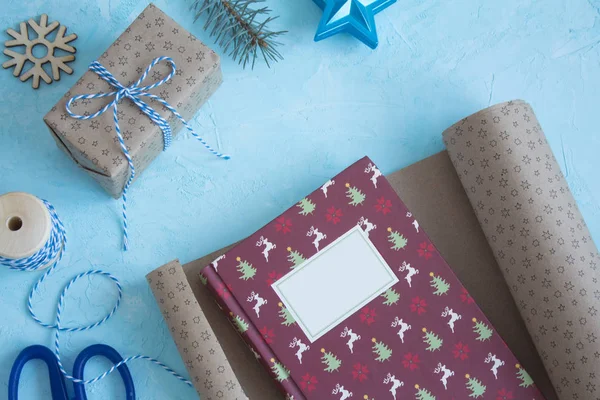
72, 344, 135, 400
8, 345, 69, 400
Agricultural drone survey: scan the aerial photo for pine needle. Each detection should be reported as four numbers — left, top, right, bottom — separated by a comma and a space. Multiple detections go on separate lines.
192, 0, 287, 69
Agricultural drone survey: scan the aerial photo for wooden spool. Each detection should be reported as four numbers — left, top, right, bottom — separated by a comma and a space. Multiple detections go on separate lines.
0, 192, 52, 263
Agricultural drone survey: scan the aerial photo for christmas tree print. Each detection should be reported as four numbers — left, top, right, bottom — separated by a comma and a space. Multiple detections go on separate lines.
345, 183, 366, 206
297, 197, 316, 215
230, 312, 249, 333
286, 247, 306, 269
414, 384, 436, 400
429, 272, 450, 295
270, 358, 290, 382
320, 348, 342, 372
387, 227, 408, 250
465, 374, 486, 398
371, 338, 392, 362
199, 272, 207, 286
472, 318, 493, 341
515, 364, 534, 388
277, 302, 295, 326
235, 257, 256, 280
422, 328, 443, 351
381, 287, 400, 305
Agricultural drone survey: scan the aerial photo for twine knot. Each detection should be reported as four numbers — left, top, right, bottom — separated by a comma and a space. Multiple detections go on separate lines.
119, 87, 133, 98
66, 56, 229, 250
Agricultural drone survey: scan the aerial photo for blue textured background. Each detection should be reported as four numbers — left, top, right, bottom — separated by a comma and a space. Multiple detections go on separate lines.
1, 0, 599, 398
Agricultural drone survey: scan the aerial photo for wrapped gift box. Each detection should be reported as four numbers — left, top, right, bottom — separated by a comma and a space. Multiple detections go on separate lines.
43, 3, 222, 198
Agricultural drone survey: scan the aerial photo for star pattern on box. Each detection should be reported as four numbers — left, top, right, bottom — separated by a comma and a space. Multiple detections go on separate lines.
43, 3, 222, 198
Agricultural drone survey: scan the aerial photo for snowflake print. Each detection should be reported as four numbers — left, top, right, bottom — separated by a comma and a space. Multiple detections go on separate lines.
275, 216, 292, 234
326, 206, 343, 224
216, 282, 233, 299
410, 296, 427, 315
259, 326, 275, 344
351, 363, 369, 382
460, 287, 475, 304
266, 270, 283, 285
300, 373, 318, 392
375, 196, 392, 214
417, 241, 436, 260
402, 352, 420, 370
453, 342, 470, 360
496, 388, 514, 400
359, 306, 376, 325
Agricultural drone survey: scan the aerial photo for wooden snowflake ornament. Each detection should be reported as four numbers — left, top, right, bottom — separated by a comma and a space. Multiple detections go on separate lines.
3, 14, 77, 89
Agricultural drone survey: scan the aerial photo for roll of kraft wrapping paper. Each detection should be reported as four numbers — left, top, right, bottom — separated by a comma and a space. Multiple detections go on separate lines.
443, 100, 600, 400
147, 260, 247, 400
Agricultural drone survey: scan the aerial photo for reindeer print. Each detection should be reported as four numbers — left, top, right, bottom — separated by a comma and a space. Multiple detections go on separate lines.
289, 337, 310, 364
441, 306, 462, 333
256, 236, 276, 262
412, 219, 420, 232
391, 317, 411, 343
321, 179, 335, 198
332, 383, 353, 400
485, 353, 505, 379
364, 163, 382, 188
210, 254, 225, 272
398, 261, 419, 287
434, 362, 454, 390
307, 226, 327, 251
406, 212, 420, 233
246, 291, 268, 318
383, 373, 404, 400
358, 216, 377, 237
250, 347, 261, 360
340, 326, 361, 354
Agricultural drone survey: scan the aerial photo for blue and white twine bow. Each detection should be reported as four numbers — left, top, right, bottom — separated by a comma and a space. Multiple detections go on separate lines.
0, 199, 193, 388
66, 56, 229, 250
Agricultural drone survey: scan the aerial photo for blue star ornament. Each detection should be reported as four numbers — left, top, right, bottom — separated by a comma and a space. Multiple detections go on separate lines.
313, 0, 396, 49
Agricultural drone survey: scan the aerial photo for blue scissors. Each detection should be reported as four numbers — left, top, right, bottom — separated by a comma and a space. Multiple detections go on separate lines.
9, 344, 135, 400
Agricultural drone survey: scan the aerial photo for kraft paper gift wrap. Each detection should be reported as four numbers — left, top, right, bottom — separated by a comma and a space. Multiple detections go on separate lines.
43, 3, 222, 198
444, 100, 600, 400
147, 260, 248, 400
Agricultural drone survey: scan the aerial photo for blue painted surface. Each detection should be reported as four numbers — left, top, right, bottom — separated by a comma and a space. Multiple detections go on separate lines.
1, 0, 599, 398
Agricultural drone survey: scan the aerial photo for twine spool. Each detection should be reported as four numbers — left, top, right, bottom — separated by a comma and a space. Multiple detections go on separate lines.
0, 192, 53, 265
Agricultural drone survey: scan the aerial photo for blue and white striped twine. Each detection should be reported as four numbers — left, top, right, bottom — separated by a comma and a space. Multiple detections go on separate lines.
66, 56, 229, 251
0, 198, 193, 388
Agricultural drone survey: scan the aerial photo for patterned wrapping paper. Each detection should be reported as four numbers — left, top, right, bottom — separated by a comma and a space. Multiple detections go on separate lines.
147, 260, 248, 400
201, 156, 545, 400
43, 3, 222, 198
443, 100, 600, 400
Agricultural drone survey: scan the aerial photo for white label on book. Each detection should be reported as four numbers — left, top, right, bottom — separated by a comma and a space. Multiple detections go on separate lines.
272, 225, 398, 343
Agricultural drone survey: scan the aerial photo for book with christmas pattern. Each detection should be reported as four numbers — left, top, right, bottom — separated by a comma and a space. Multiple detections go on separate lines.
201, 156, 545, 400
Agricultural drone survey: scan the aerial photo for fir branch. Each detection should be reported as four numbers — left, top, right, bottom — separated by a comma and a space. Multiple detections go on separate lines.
192, 0, 286, 69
